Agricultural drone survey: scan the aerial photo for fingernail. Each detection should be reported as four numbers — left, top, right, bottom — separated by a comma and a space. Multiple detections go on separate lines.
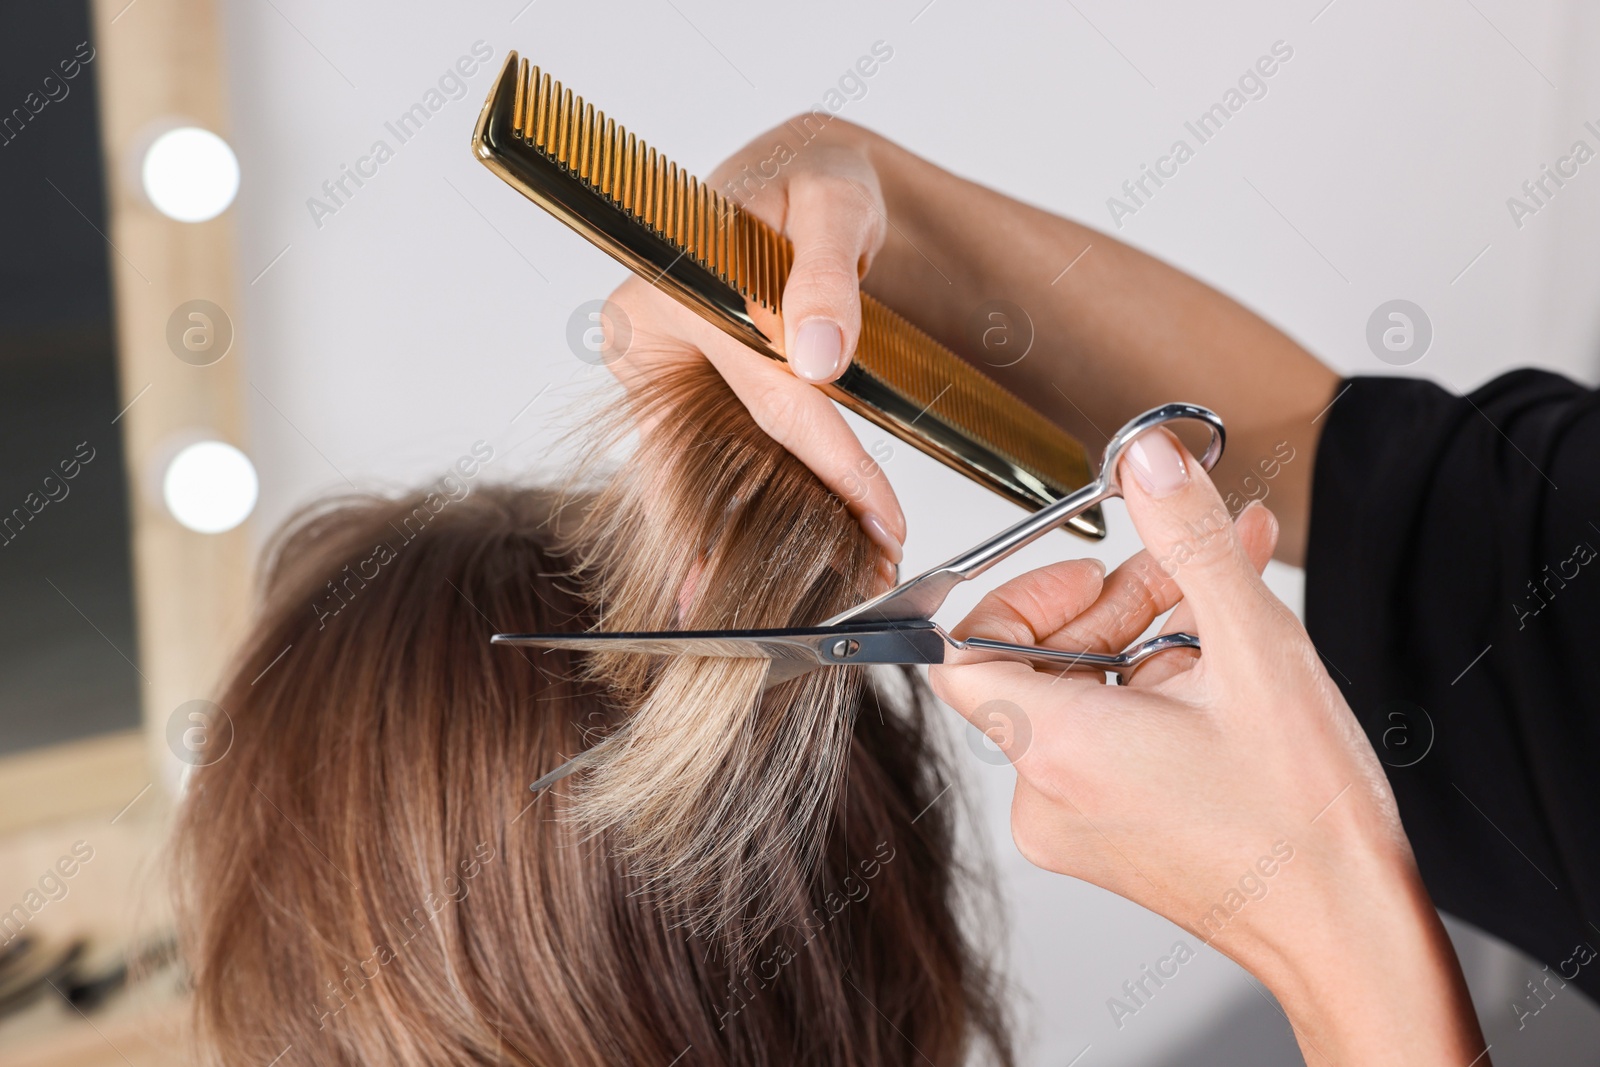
1123, 430, 1189, 498
877, 556, 899, 592
860, 512, 903, 563
791, 319, 843, 382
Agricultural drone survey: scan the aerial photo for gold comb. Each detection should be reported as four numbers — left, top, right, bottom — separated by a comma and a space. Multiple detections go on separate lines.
471, 52, 1103, 538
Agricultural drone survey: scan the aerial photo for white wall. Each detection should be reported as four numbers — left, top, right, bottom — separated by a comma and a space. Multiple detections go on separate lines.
218, 0, 1600, 1062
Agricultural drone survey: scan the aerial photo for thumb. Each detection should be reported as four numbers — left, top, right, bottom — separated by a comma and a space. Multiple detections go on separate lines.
780, 172, 884, 383
1117, 428, 1278, 645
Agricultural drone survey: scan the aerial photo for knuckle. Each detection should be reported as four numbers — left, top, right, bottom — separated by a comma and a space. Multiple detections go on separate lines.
789, 173, 884, 239
747, 380, 807, 445
1117, 577, 1162, 629
1153, 505, 1241, 578
793, 169, 872, 203
1187, 534, 1248, 579
787, 254, 863, 307
1073, 557, 1163, 642
956, 601, 1037, 647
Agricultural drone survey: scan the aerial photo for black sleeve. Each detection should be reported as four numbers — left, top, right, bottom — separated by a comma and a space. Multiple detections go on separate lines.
1306, 368, 1600, 997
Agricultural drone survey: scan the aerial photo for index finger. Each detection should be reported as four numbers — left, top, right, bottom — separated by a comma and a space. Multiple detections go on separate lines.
611, 276, 907, 558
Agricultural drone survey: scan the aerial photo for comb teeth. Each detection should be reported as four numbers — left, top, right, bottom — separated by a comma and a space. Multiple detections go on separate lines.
512, 59, 788, 311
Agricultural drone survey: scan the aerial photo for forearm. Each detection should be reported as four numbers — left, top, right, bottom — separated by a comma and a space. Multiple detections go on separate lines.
843, 124, 1339, 564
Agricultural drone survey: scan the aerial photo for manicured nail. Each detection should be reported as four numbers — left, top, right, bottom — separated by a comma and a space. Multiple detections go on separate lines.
1123, 430, 1189, 498
791, 319, 843, 382
860, 512, 903, 563
877, 556, 899, 592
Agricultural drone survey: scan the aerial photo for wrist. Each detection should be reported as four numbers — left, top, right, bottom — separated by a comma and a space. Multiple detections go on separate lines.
1238, 847, 1486, 1065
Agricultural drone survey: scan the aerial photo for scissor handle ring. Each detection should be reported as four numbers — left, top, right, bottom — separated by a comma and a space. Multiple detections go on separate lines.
1097, 403, 1226, 496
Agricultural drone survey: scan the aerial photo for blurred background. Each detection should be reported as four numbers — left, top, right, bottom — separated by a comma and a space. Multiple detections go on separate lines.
3, 0, 1599, 1063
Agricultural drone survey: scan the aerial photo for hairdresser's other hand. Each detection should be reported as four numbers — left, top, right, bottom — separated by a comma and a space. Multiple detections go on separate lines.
600, 118, 905, 572
929, 430, 1487, 1065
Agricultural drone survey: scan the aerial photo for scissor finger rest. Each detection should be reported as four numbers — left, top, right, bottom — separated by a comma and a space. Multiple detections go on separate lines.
950, 631, 1199, 685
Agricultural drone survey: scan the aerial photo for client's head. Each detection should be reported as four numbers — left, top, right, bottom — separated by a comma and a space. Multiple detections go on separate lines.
173, 364, 1011, 1065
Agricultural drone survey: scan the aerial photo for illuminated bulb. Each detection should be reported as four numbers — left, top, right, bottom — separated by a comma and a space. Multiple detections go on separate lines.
141, 127, 240, 222
162, 441, 258, 533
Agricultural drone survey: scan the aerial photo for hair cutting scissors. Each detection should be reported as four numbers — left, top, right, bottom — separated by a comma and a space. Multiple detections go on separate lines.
494, 403, 1224, 690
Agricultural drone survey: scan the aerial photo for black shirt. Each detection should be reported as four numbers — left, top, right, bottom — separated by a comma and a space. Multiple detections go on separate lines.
1306, 369, 1600, 1000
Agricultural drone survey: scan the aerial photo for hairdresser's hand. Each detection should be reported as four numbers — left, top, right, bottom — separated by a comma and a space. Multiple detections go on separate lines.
600, 119, 905, 572
929, 430, 1487, 1066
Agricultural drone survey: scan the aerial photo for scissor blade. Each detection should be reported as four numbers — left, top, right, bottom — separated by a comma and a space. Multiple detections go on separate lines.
492, 630, 821, 660
491, 621, 948, 672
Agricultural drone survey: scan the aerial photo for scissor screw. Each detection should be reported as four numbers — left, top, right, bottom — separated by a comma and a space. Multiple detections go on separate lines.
832, 638, 860, 659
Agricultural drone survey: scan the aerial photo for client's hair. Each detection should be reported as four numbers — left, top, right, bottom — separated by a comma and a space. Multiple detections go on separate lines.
565, 360, 900, 946
172, 363, 1011, 1065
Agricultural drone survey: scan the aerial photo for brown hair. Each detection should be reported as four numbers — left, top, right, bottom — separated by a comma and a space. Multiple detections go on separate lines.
564, 360, 904, 949
172, 363, 1012, 1065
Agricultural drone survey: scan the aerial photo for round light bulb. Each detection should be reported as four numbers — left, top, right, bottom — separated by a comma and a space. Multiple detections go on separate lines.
141, 127, 240, 222
162, 441, 258, 533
